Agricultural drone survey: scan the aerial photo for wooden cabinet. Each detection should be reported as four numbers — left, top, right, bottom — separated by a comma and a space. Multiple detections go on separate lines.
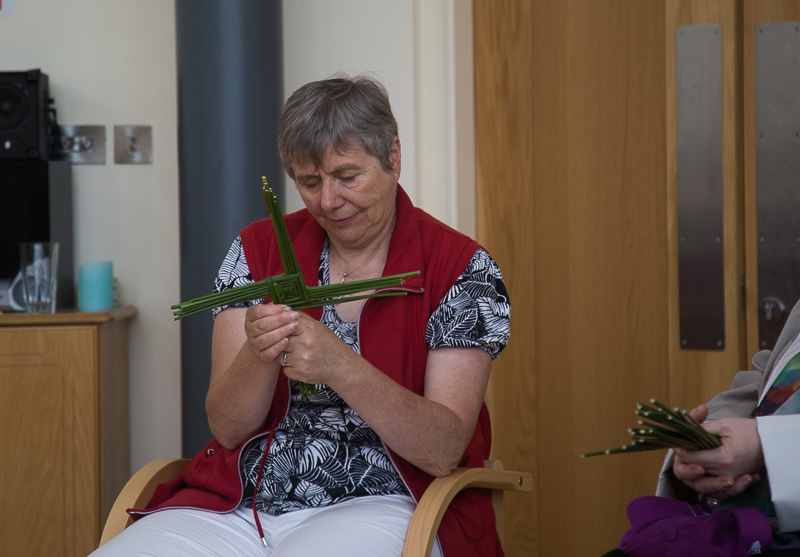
0, 306, 136, 557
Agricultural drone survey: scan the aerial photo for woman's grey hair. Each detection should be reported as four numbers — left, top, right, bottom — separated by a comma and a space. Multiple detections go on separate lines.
277, 74, 399, 179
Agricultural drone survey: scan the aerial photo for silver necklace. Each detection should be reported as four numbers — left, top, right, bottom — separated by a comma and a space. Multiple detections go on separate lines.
331, 226, 394, 283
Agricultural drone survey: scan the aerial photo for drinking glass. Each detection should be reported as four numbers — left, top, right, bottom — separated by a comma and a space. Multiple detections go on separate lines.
19, 242, 60, 313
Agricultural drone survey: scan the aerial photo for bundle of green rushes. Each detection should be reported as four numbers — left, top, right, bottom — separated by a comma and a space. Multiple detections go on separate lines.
581, 400, 721, 458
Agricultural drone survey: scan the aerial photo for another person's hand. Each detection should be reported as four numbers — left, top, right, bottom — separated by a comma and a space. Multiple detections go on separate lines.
672, 404, 765, 501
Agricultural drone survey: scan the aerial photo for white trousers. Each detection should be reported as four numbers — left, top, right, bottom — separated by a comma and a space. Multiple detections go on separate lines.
91, 495, 444, 557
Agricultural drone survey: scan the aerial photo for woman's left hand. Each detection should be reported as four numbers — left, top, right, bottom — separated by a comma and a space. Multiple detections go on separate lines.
280, 312, 357, 386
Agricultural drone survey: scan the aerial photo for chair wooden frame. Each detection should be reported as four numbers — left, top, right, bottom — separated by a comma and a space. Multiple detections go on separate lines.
100, 458, 531, 556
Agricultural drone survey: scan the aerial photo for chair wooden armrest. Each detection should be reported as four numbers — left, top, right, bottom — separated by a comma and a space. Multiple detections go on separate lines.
99, 458, 190, 546
401, 460, 533, 557
100, 457, 532, 556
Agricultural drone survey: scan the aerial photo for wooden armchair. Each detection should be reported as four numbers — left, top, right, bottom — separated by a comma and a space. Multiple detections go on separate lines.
99, 458, 531, 556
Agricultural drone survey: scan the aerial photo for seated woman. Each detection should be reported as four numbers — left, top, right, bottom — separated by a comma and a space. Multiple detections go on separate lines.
92, 75, 511, 557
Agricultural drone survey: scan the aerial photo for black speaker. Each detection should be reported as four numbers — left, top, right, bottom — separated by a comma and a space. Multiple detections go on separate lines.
0, 69, 58, 161
0, 160, 74, 308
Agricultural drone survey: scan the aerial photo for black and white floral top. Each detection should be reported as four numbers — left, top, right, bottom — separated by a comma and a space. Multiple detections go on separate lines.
212, 236, 510, 515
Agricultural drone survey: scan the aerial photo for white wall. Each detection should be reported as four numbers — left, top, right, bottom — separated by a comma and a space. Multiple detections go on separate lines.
0, 0, 182, 471
1, 0, 472, 472
281, 0, 475, 236
281, 0, 417, 214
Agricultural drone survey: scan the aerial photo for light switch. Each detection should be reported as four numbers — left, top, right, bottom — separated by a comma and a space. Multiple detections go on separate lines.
54, 125, 106, 164
114, 125, 152, 164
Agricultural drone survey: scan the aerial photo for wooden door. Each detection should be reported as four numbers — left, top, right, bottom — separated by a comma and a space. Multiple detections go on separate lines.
471, 1, 792, 554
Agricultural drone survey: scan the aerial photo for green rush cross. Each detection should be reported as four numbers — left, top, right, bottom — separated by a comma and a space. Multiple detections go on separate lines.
171, 178, 419, 398
170, 177, 419, 320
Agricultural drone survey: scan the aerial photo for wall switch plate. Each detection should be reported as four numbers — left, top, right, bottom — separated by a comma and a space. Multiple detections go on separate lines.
114, 125, 152, 164
54, 125, 106, 164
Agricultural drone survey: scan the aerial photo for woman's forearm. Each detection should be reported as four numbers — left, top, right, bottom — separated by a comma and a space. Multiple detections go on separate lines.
206, 305, 296, 449
326, 347, 491, 477
206, 345, 281, 449
349, 376, 476, 476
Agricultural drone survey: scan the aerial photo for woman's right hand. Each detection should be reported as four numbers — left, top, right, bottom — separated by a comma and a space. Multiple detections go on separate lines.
243, 303, 300, 364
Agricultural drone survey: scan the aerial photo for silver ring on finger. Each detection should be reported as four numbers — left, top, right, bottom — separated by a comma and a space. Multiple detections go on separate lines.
282, 351, 292, 367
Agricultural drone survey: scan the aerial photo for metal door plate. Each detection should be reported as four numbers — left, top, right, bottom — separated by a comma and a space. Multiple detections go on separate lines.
755, 22, 800, 348
676, 24, 725, 350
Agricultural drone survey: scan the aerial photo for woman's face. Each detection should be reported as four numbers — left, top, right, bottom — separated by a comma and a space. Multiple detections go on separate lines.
292, 138, 401, 251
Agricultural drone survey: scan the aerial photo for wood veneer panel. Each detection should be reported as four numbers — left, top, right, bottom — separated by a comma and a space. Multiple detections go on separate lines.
474, 0, 537, 554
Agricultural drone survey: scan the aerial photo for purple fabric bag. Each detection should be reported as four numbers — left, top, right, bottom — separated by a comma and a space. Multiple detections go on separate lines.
620, 496, 773, 557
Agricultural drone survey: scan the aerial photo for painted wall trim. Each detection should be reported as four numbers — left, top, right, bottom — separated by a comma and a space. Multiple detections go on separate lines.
413, 0, 476, 237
